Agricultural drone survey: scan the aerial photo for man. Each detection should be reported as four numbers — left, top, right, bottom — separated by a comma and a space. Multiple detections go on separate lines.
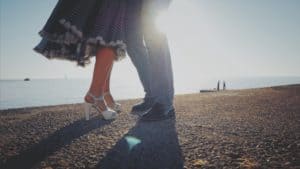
125, 0, 174, 121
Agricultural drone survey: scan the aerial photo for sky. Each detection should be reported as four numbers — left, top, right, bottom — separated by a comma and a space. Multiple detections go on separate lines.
0, 0, 300, 80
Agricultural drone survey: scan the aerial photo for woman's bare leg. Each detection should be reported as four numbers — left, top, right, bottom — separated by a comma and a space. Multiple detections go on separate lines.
85, 48, 115, 110
103, 64, 116, 106
104, 63, 113, 93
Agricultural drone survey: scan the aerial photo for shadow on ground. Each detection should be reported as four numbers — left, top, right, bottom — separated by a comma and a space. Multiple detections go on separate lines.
2, 117, 111, 169
95, 117, 184, 169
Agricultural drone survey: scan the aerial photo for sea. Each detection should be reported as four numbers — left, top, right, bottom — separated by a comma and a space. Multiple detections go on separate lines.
0, 76, 299, 110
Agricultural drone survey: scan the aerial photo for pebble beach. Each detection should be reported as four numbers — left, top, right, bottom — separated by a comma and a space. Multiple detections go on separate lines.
0, 85, 299, 169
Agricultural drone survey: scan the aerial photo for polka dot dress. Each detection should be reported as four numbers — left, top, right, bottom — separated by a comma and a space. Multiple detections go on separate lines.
34, 0, 128, 67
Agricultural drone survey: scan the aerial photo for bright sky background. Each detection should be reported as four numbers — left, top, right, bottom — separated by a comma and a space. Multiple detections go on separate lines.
1, 0, 300, 80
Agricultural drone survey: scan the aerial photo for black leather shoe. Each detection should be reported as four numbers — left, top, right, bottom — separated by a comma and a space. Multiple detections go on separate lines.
131, 97, 155, 113
140, 103, 175, 122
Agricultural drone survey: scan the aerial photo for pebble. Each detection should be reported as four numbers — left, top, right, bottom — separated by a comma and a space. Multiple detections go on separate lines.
193, 159, 208, 167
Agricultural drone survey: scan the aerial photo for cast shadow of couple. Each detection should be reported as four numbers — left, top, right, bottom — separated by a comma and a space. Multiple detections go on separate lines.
95, 116, 184, 169
3, 115, 184, 169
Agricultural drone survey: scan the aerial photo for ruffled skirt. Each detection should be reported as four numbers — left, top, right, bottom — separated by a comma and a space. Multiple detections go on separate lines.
34, 0, 127, 67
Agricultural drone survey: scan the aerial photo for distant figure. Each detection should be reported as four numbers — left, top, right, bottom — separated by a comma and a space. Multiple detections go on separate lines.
217, 80, 220, 91
223, 81, 226, 90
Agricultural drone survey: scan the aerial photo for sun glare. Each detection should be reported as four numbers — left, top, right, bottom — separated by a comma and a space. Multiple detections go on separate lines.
155, 0, 200, 35
155, 0, 207, 61
156, 11, 170, 33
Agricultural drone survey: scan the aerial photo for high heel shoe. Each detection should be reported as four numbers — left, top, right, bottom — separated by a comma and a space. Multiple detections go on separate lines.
104, 92, 122, 112
84, 92, 117, 120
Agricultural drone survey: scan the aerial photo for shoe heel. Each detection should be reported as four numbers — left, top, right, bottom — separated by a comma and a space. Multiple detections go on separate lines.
101, 110, 117, 120
84, 103, 92, 120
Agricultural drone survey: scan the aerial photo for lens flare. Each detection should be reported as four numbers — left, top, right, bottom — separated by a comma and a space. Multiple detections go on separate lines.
125, 136, 141, 151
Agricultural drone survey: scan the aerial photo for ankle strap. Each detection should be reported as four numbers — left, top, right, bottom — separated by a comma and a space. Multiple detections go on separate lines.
88, 92, 104, 101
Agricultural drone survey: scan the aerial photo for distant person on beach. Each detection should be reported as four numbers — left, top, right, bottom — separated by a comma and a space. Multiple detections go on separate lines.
223, 81, 226, 90
34, 0, 175, 121
217, 80, 220, 91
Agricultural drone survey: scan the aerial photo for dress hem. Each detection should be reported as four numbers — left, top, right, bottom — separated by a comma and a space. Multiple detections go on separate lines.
35, 18, 127, 67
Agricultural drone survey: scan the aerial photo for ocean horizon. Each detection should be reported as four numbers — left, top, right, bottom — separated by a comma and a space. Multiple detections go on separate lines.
1, 76, 299, 110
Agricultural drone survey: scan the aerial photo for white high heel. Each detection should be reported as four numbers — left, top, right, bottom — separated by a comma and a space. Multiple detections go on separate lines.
104, 92, 122, 112
84, 92, 117, 120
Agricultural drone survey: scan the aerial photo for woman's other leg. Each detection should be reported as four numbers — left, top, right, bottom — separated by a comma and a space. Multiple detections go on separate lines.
85, 48, 115, 110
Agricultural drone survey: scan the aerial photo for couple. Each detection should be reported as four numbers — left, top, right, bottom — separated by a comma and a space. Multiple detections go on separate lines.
34, 0, 174, 122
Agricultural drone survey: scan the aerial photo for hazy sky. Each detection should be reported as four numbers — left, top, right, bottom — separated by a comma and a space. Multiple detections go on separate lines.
1, 0, 300, 80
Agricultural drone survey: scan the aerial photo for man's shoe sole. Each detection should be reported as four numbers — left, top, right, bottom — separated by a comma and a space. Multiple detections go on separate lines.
131, 107, 152, 115
140, 108, 175, 122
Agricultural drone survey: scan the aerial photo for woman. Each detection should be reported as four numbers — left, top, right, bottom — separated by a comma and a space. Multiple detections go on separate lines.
34, 0, 127, 120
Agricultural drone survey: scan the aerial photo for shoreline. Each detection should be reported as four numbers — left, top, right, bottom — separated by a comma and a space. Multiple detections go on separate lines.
1, 84, 299, 111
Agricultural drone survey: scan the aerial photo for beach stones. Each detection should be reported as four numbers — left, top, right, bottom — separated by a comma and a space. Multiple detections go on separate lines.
0, 86, 300, 168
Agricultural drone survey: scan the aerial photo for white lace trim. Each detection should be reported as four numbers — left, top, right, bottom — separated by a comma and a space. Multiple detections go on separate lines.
59, 18, 127, 60
59, 19, 83, 38
37, 18, 127, 66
